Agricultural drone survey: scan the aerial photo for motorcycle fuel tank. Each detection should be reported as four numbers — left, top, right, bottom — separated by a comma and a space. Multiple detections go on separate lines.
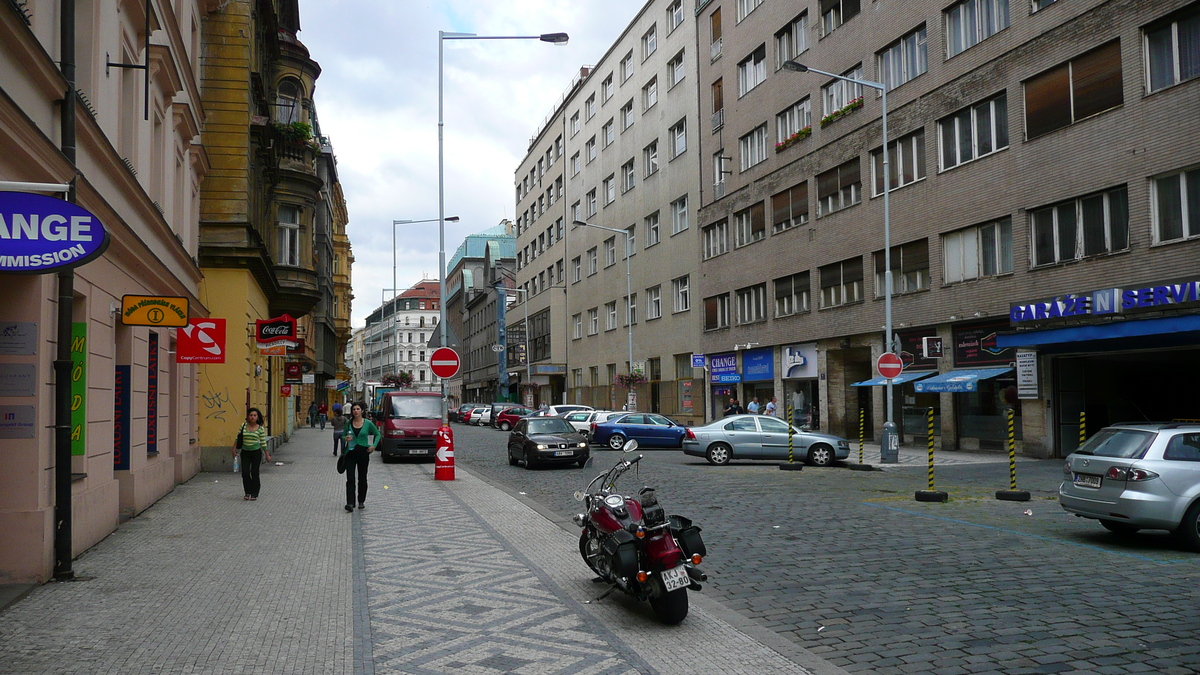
590, 495, 645, 533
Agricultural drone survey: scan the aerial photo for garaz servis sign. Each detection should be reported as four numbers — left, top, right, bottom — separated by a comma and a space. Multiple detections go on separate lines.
0, 192, 109, 274
1010, 277, 1200, 324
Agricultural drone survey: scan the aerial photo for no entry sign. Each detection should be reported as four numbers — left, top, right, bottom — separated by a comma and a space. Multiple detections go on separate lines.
430, 347, 460, 379
877, 352, 904, 380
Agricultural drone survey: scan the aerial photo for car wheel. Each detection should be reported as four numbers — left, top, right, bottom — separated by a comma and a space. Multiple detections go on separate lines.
705, 443, 731, 466
1100, 519, 1140, 535
507, 447, 518, 466
607, 434, 626, 451
1173, 500, 1200, 552
524, 448, 538, 469
807, 444, 835, 467
499, 421, 511, 431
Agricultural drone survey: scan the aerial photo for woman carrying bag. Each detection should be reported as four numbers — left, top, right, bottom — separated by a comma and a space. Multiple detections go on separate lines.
233, 408, 270, 501
341, 402, 378, 512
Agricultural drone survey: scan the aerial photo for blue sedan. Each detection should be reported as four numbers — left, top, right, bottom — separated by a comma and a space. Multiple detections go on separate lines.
591, 413, 688, 450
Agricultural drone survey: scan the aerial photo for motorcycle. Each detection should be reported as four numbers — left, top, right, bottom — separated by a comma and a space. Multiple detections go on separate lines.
572, 440, 708, 624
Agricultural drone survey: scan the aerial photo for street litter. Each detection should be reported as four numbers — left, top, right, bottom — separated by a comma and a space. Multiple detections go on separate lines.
772, 525, 780, 529
275, 462, 283, 466
1024, 509, 1033, 516
384, 486, 389, 489
519, 492, 527, 495
818, 626, 825, 632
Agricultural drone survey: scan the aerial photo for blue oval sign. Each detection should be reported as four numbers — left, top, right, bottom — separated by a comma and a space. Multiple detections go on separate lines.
0, 192, 110, 274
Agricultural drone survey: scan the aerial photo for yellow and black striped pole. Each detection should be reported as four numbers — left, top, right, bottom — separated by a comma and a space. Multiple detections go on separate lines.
915, 407, 947, 501
996, 406, 1030, 501
926, 407, 935, 491
780, 405, 802, 471
1079, 410, 1086, 449
858, 408, 865, 465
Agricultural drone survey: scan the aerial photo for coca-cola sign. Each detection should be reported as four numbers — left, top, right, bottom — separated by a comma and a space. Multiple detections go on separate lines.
255, 314, 297, 346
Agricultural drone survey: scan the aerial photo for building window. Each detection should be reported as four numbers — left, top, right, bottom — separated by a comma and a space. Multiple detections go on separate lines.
667, 0, 684, 32
736, 284, 767, 324
621, 101, 634, 130
1146, 6, 1200, 93
1031, 186, 1129, 266
588, 308, 599, 335
736, 0, 763, 23
817, 159, 862, 216
878, 25, 928, 91
571, 152, 581, 176
625, 225, 636, 257
587, 189, 597, 216
646, 211, 661, 247
571, 201, 582, 223
703, 294, 730, 330
1153, 166, 1200, 243
603, 175, 616, 204
946, 0, 1009, 58
712, 151, 727, 193
637, 287, 660, 324
874, 239, 930, 296
586, 94, 596, 119
586, 137, 597, 163
604, 237, 617, 267
570, 111, 580, 135
821, 0, 861, 36
1033, 0, 1059, 10
774, 271, 811, 317
277, 204, 300, 266
603, 119, 615, 146
737, 45, 767, 96
939, 93, 1008, 170
605, 301, 618, 330
668, 51, 686, 88
622, 160, 636, 192
626, 292, 638, 325
819, 256, 864, 308
739, 124, 768, 171
822, 65, 863, 116
775, 13, 808, 68
872, 129, 927, 196
643, 77, 658, 111
572, 256, 582, 283
943, 217, 1013, 283
771, 181, 808, 233
590, 366, 599, 386
670, 119, 687, 158
703, 219, 729, 259
643, 140, 659, 177
734, 203, 766, 247
672, 275, 691, 312
601, 73, 614, 102
710, 7, 723, 59
587, 247, 598, 275
671, 195, 689, 233
573, 368, 583, 386
776, 98, 811, 144
621, 51, 635, 82
642, 24, 658, 60
1025, 41, 1123, 140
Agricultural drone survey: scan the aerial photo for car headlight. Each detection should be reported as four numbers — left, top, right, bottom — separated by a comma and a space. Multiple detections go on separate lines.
577, 441, 587, 448
838, 440, 849, 447
536, 444, 548, 450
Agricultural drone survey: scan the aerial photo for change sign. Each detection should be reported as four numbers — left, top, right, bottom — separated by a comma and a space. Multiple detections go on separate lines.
0, 192, 109, 274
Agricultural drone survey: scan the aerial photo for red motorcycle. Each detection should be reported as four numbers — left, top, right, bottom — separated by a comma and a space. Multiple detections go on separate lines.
572, 441, 707, 624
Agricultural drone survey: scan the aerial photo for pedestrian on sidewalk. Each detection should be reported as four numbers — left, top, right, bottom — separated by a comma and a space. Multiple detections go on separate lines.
342, 402, 378, 512
765, 397, 778, 417
330, 404, 346, 456
233, 408, 270, 501
746, 398, 760, 413
308, 401, 318, 428
318, 402, 328, 430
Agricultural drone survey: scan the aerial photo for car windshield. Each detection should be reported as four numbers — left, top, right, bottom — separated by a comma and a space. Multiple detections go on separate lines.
527, 419, 575, 435
388, 397, 441, 419
1074, 429, 1155, 459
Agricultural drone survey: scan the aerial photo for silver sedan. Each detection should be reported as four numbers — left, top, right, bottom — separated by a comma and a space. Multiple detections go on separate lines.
683, 414, 851, 466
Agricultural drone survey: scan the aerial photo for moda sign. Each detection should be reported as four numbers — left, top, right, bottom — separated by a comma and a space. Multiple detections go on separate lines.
0, 192, 109, 274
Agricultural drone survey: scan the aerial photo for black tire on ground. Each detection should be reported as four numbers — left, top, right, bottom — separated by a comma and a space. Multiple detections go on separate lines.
705, 443, 731, 466
1172, 500, 1200, 552
607, 434, 626, 451
507, 449, 518, 466
649, 588, 689, 625
1100, 519, 1140, 535
380, 454, 394, 464
524, 448, 538, 469
577, 458, 589, 467
807, 444, 835, 467
499, 421, 511, 431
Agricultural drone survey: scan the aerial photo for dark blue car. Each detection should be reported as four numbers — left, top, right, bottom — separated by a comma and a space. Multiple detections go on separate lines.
591, 413, 688, 450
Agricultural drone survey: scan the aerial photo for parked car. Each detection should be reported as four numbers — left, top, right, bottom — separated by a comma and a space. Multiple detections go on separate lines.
682, 414, 851, 467
562, 410, 621, 439
1059, 423, 1200, 549
591, 412, 689, 450
450, 404, 474, 423
507, 417, 590, 469
472, 407, 496, 426
528, 404, 594, 418
462, 406, 486, 425
372, 391, 442, 462
494, 406, 534, 431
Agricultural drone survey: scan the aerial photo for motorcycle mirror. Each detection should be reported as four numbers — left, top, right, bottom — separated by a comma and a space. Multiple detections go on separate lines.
573, 490, 585, 501
622, 439, 639, 453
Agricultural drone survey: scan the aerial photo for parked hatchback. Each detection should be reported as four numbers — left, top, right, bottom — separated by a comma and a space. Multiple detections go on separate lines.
683, 414, 851, 467
1060, 423, 1200, 550
494, 406, 533, 431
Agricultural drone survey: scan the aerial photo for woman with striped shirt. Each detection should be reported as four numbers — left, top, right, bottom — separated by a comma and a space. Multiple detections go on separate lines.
233, 407, 271, 501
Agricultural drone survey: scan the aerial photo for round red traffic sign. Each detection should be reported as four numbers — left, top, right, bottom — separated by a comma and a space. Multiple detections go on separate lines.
430, 347, 460, 379
877, 352, 904, 380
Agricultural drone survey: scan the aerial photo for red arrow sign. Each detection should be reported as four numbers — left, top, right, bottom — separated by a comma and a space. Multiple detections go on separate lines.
877, 352, 904, 380
430, 347, 461, 379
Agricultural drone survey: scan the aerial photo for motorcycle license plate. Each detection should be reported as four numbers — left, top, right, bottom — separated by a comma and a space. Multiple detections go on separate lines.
661, 565, 690, 592
410, 449, 428, 455
554, 450, 574, 456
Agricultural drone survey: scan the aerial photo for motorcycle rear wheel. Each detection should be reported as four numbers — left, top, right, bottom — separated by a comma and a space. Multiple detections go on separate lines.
649, 588, 689, 624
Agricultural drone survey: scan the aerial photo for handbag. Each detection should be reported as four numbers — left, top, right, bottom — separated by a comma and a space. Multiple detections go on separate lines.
336, 451, 348, 474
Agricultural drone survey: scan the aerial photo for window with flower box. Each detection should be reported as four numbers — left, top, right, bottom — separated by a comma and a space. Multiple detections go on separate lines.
822, 65, 863, 118
776, 98, 811, 148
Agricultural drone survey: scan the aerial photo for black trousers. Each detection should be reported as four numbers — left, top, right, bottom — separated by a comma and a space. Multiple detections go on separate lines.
241, 449, 263, 497
345, 450, 370, 506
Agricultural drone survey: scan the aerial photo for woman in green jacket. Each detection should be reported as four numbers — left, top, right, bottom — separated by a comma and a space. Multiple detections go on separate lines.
233, 408, 271, 501
342, 402, 378, 512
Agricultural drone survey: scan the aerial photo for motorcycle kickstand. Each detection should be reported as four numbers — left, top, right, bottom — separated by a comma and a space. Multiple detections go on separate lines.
595, 584, 618, 601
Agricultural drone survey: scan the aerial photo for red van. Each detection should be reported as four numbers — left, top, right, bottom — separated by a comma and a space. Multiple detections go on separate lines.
373, 391, 443, 461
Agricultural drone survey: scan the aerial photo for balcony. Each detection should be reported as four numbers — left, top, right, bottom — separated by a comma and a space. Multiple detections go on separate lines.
713, 180, 726, 199
711, 109, 724, 133
710, 38, 722, 62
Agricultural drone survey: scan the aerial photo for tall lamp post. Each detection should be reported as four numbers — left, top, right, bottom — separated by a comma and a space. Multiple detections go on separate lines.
782, 60, 897, 456
393, 216, 458, 384
573, 220, 635, 403
439, 29, 568, 422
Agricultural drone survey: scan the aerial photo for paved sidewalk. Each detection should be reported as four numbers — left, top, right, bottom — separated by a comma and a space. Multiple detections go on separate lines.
0, 428, 846, 675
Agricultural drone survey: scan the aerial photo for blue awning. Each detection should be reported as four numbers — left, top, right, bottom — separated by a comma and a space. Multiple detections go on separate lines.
996, 314, 1200, 349
851, 371, 935, 387
913, 367, 1013, 393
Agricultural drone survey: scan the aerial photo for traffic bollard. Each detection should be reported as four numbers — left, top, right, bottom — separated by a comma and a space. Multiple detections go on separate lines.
915, 407, 948, 502
779, 405, 802, 471
434, 425, 455, 481
996, 407, 1030, 501
848, 407, 873, 471
1079, 410, 1086, 449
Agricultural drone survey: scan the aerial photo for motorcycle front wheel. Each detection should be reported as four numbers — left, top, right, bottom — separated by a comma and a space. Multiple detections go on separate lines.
649, 587, 689, 624
578, 530, 601, 574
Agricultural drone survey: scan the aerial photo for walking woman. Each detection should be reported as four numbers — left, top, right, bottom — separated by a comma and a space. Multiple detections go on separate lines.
342, 402, 378, 512
233, 408, 270, 501
330, 404, 346, 456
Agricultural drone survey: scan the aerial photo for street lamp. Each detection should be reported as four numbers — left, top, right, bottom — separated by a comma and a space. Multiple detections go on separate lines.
573, 220, 635, 399
782, 60, 898, 454
439, 30, 568, 422
392, 216, 458, 385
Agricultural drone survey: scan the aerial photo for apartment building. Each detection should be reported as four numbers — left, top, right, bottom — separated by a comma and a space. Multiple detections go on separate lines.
516, 0, 706, 423
694, 0, 1200, 455
359, 279, 440, 388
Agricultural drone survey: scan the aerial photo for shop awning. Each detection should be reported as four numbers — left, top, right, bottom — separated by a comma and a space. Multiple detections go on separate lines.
913, 367, 1013, 393
996, 314, 1200, 349
851, 371, 935, 387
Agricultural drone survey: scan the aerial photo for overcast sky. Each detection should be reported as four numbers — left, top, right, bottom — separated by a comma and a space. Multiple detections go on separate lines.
297, 1, 642, 328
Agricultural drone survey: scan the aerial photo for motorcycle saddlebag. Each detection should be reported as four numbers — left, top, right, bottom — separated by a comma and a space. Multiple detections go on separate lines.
669, 515, 706, 559
601, 530, 640, 579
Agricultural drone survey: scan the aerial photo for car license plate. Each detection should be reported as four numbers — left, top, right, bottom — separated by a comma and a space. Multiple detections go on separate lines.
410, 449, 428, 455
1073, 473, 1101, 488
661, 565, 690, 592
554, 450, 574, 456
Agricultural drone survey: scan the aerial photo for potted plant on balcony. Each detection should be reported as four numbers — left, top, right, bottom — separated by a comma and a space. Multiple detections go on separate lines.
615, 372, 646, 389
272, 121, 321, 151
775, 126, 812, 152
819, 96, 864, 128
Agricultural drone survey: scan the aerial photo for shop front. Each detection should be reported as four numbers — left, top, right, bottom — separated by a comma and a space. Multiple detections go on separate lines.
740, 347, 774, 413
708, 352, 739, 418
782, 343, 820, 429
